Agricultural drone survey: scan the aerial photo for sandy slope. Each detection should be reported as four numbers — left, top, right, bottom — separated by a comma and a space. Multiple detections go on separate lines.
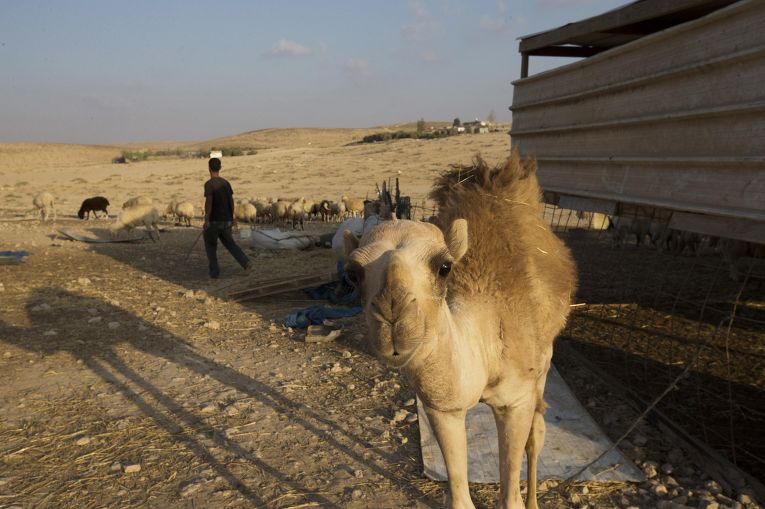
0, 127, 511, 219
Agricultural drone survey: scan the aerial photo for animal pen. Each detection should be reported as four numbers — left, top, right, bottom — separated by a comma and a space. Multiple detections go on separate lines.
511, 0, 765, 499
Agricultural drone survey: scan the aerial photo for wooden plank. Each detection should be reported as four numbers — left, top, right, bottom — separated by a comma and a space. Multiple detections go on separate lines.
670, 212, 765, 244
513, 1, 763, 103
520, 0, 737, 53
58, 228, 145, 243
512, 44, 765, 111
513, 113, 765, 159
418, 365, 643, 482
511, 100, 765, 136
558, 195, 617, 215
512, 50, 765, 131
527, 46, 603, 58
229, 273, 337, 301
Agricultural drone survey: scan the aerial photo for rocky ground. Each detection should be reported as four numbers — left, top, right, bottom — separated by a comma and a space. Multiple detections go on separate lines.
0, 216, 761, 509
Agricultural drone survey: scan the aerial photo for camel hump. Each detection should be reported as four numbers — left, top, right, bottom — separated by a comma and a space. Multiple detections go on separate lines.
428, 150, 540, 211
429, 150, 577, 324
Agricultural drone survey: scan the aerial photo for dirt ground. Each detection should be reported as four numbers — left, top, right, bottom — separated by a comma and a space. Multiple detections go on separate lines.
1, 130, 762, 508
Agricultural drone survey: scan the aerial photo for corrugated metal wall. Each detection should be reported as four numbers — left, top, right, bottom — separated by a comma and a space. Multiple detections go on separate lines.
510, 0, 765, 236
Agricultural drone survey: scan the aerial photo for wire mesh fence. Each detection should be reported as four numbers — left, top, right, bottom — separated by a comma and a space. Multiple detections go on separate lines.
542, 203, 765, 485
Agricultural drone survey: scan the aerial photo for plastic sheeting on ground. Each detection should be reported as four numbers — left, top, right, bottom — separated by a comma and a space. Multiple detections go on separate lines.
284, 305, 362, 328
251, 229, 316, 250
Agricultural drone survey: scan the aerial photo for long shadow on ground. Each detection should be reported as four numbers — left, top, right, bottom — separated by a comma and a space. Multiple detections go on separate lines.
0, 287, 439, 507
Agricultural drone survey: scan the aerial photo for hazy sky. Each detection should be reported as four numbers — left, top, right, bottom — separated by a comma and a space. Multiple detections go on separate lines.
0, 0, 626, 144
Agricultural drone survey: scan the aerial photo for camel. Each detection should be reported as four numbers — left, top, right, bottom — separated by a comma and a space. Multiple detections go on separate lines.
343, 152, 576, 509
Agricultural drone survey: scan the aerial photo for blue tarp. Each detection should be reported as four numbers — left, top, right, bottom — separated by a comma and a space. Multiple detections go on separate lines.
284, 258, 362, 328
0, 251, 31, 264
284, 304, 362, 328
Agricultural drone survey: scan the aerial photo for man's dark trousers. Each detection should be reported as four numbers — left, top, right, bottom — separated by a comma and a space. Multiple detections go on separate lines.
203, 221, 249, 278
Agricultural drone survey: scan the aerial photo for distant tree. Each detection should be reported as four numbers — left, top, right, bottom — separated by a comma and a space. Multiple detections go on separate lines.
487, 110, 496, 124
416, 118, 426, 133
453, 117, 461, 127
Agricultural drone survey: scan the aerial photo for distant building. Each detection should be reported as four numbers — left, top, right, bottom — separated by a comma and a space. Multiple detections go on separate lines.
210, 150, 223, 159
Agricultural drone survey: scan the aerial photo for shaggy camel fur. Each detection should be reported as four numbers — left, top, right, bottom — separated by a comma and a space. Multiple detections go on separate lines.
344, 152, 576, 509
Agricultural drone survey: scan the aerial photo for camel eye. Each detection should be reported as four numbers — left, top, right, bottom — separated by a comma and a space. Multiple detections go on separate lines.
438, 261, 452, 278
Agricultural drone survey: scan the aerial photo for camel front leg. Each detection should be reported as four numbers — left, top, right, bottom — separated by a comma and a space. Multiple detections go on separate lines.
423, 406, 475, 509
491, 401, 535, 509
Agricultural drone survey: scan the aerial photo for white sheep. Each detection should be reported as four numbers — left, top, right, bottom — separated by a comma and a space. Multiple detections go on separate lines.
174, 201, 195, 227
249, 198, 272, 223
110, 204, 161, 242
288, 199, 306, 230
122, 196, 153, 210
32, 192, 56, 221
341, 195, 364, 218
234, 201, 257, 227
271, 200, 290, 224
164, 198, 180, 221
330, 201, 346, 222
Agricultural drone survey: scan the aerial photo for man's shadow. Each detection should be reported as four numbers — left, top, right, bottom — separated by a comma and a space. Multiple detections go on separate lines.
1, 287, 438, 507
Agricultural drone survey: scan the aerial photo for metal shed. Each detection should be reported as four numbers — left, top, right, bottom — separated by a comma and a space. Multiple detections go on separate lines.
510, 0, 765, 243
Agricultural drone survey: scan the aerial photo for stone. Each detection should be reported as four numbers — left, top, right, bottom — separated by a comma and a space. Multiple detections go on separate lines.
405, 412, 418, 423
77, 277, 91, 285
737, 493, 754, 505
705, 481, 723, 495
341, 350, 352, 359
204, 321, 220, 330
88, 308, 98, 315
200, 403, 217, 414
183, 290, 195, 299
107, 321, 120, 329
43, 330, 57, 336
88, 316, 102, 324
180, 482, 202, 497
403, 398, 416, 407
391, 409, 409, 423
698, 501, 720, 509
110, 462, 122, 472
123, 464, 141, 474
653, 484, 669, 497
75, 436, 91, 446
662, 463, 674, 474
716, 494, 736, 506
643, 462, 659, 479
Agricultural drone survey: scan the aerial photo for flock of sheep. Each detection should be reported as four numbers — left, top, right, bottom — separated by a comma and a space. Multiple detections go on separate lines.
30, 191, 368, 238
28, 191, 761, 280
236, 196, 365, 230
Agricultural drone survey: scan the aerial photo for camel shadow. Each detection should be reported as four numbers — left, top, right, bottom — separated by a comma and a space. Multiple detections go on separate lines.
0, 287, 439, 507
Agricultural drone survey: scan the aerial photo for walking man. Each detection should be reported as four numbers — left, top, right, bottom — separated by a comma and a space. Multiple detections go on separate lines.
203, 157, 252, 278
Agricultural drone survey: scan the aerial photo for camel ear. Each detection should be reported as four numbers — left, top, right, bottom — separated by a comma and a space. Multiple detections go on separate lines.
343, 229, 359, 259
445, 219, 468, 262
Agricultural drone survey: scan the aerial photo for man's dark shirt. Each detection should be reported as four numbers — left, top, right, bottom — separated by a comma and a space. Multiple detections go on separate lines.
204, 176, 234, 222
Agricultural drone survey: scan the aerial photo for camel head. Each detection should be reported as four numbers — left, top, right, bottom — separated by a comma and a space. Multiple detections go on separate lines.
344, 219, 468, 368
